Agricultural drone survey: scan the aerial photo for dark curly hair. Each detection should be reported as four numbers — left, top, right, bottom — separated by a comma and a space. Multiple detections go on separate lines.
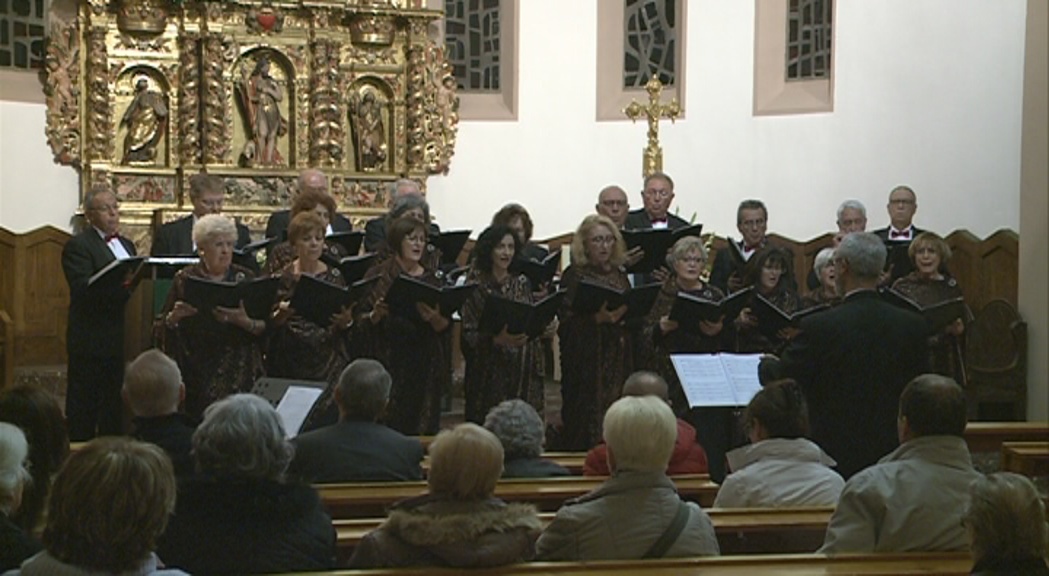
470, 225, 520, 275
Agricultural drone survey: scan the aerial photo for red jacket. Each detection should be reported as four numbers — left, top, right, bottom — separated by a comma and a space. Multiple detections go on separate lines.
583, 419, 709, 476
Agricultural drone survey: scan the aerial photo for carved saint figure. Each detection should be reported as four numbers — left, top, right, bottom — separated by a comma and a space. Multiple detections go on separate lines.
120, 77, 168, 165
352, 90, 387, 170
436, 75, 458, 137
238, 55, 287, 166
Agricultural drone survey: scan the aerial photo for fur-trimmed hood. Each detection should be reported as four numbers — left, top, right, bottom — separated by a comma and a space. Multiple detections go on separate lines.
384, 497, 542, 546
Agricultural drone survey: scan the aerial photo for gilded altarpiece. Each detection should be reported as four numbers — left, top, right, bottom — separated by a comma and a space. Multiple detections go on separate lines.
43, 0, 458, 249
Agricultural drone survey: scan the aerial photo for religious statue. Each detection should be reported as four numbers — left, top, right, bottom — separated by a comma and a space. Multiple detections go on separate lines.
351, 89, 387, 171
120, 77, 168, 165
436, 75, 458, 138
236, 55, 287, 167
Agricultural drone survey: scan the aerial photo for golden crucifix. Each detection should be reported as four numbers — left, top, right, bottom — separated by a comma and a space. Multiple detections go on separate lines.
623, 76, 682, 178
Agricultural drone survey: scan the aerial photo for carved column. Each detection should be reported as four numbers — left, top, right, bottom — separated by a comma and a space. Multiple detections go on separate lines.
86, 26, 112, 163
178, 32, 201, 165
309, 33, 344, 166
404, 20, 428, 174
200, 33, 229, 164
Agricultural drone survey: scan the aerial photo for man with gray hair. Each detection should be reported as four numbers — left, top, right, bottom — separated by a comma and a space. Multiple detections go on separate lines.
762, 232, 929, 478
363, 178, 440, 253
288, 359, 424, 483
820, 374, 979, 553
122, 349, 196, 476
264, 168, 352, 240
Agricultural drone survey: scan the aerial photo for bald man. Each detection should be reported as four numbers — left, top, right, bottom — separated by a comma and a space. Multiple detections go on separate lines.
264, 169, 352, 240
583, 371, 708, 476
595, 185, 629, 229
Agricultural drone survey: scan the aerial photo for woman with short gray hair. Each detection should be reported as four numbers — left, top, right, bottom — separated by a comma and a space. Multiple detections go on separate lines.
802, 247, 839, 308
157, 394, 335, 573
0, 422, 39, 571
484, 399, 569, 478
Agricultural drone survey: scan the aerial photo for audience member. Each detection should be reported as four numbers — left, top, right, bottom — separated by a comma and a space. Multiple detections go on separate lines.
820, 374, 979, 553
762, 232, 929, 478
0, 385, 68, 534
964, 472, 1049, 575
584, 372, 708, 477
157, 394, 335, 573
348, 423, 542, 569
484, 399, 569, 478
0, 423, 39, 572
289, 359, 424, 483
122, 349, 197, 476
9, 437, 184, 575
713, 380, 843, 508
537, 395, 719, 561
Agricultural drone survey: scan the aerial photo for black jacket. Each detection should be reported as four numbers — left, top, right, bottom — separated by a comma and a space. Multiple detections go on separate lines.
265, 209, 352, 240
623, 208, 690, 231
61, 229, 137, 358
131, 413, 198, 476
289, 419, 424, 483
151, 214, 252, 256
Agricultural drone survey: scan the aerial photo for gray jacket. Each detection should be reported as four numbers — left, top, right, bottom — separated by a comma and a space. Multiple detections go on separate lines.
820, 435, 979, 554
535, 469, 720, 561
4, 552, 188, 576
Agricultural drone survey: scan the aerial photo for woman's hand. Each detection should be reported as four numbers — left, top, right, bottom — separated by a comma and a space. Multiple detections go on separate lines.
214, 301, 255, 332
699, 317, 724, 337
330, 303, 356, 331
777, 326, 801, 341
167, 301, 198, 326
417, 302, 450, 332
736, 307, 758, 328
946, 318, 965, 336
595, 302, 627, 325
625, 246, 644, 268
659, 315, 679, 335
367, 299, 389, 325
272, 300, 294, 326
493, 326, 528, 348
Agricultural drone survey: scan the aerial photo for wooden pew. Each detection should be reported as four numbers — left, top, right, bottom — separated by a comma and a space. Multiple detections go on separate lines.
279, 552, 974, 575
332, 507, 834, 562
421, 452, 587, 475
317, 474, 718, 519
1000, 441, 1049, 477
964, 422, 1048, 454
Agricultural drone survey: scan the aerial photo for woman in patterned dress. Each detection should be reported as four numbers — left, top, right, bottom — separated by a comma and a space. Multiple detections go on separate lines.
732, 246, 801, 355
557, 214, 633, 450
159, 214, 267, 419
264, 188, 349, 274
461, 225, 546, 423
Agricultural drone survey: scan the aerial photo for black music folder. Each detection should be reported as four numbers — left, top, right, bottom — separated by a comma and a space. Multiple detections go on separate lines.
571, 280, 661, 321
326, 230, 365, 256
883, 240, 915, 282
509, 249, 561, 287
668, 286, 754, 333
288, 274, 378, 327
882, 289, 969, 331
321, 253, 377, 285
428, 230, 472, 266
478, 290, 565, 339
232, 236, 279, 270
622, 224, 703, 274
384, 274, 477, 319
183, 275, 280, 319
750, 293, 828, 340
87, 256, 148, 293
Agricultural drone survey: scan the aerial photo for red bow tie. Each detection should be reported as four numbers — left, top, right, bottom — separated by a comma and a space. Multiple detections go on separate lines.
890, 230, 908, 239
104, 233, 119, 242
651, 218, 667, 225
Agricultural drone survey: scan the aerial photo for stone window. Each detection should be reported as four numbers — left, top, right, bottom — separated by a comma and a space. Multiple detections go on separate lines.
754, 0, 835, 116
0, 0, 47, 70
440, 0, 517, 120
786, 0, 832, 80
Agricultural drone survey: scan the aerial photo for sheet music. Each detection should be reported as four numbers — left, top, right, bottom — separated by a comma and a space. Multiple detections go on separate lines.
670, 353, 763, 407
275, 386, 323, 438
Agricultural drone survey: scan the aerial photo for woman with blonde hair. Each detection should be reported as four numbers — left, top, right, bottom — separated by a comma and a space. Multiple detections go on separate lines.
349, 423, 542, 568
557, 214, 633, 449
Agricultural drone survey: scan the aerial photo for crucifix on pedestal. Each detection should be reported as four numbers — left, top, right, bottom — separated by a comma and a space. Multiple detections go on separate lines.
623, 76, 682, 178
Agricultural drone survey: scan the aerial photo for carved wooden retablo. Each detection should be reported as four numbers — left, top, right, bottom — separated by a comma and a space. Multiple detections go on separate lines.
43, 0, 459, 248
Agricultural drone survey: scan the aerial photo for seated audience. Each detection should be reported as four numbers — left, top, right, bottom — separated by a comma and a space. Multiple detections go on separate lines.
800, 247, 839, 308
8, 437, 184, 575
537, 395, 719, 561
348, 423, 542, 569
584, 372, 708, 477
0, 385, 69, 535
289, 359, 424, 483
713, 379, 843, 508
0, 423, 39, 571
123, 349, 197, 476
157, 394, 335, 573
483, 399, 569, 479
820, 374, 979, 554
964, 472, 1049, 575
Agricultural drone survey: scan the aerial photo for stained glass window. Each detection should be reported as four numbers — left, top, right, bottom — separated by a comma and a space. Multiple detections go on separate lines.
786, 0, 832, 80
444, 0, 501, 91
0, 0, 47, 70
623, 0, 676, 88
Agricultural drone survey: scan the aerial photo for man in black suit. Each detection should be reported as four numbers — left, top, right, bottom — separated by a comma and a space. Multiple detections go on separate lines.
362, 178, 438, 253
264, 169, 352, 240
151, 173, 252, 256
872, 186, 924, 283
288, 359, 424, 483
61, 186, 139, 440
761, 232, 930, 479
709, 199, 791, 294
623, 172, 691, 283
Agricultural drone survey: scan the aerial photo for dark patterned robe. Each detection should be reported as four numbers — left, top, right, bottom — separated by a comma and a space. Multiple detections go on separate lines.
460, 269, 544, 424
158, 264, 265, 419
892, 272, 969, 386
800, 288, 841, 310
354, 258, 451, 435
640, 277, 725, 416
733, 286, 802, 355
266, 265, 352, 427
557, 264, 633, 450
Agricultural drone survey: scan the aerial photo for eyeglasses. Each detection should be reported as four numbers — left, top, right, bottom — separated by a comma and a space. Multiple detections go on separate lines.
600, 200, 627, 208
587, 235, 615, 246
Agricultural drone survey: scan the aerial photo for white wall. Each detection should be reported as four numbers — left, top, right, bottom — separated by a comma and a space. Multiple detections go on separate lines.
0, 101, 80, 232
0, 0, 1027, 241
425, 0, 1027, 241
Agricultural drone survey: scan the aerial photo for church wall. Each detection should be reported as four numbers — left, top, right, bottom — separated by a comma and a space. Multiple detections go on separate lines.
424, 0, 1026, 242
